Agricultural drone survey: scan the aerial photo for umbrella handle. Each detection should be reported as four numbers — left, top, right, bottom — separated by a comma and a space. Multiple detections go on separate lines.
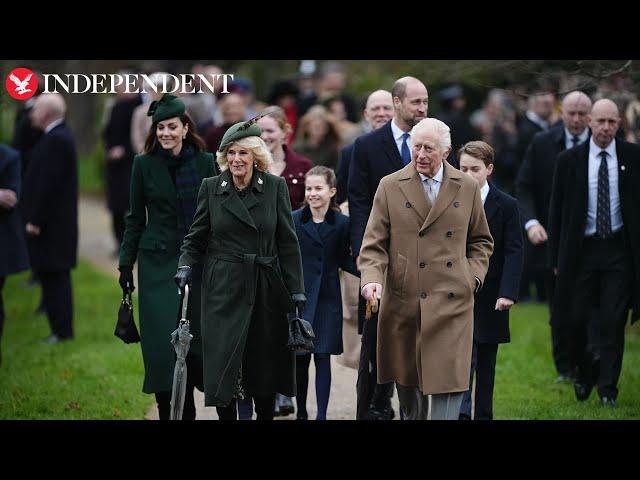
180, 284, 190, 323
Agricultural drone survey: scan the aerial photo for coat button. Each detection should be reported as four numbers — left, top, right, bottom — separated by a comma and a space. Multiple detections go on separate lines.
448, 292, 455, 299
446, 261, 453, 268
420, 292, 427, 299
405, 202, 412, 208
419, 262, 426, 268
446, 231, 453, 238
454, 201, 460, 208
419, 231, 425, 237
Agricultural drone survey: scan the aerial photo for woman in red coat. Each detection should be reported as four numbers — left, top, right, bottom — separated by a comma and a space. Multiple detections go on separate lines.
258, 106, 312, 210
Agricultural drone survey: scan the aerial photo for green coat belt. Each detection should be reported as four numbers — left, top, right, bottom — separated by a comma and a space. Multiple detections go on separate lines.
178, 169, 304, 407
120, 150, 215, 394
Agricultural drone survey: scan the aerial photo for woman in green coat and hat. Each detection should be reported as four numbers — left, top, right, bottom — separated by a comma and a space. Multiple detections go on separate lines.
118, 94, 217, 420
175, 113, 306, 420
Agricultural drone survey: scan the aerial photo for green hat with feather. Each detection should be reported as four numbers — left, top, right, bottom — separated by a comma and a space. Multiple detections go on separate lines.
217, 107, 279, 152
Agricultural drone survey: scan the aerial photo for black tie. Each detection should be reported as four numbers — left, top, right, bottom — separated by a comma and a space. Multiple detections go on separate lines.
572, 136, 579, 147
596, 151, 612, 239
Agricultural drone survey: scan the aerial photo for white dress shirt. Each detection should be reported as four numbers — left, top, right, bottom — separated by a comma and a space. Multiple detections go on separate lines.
585, 138, 623, 236
480, 182, 490, 205
526, 110, 550, 131
419, 163, 444, 206
391, 118, 410, 157
564, 127, 589, 150
44, 118, 64, 134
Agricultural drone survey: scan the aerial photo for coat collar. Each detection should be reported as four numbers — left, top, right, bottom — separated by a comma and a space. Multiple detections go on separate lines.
397, 161, 462, 232
215, 168, 265, 196
300, 204, 336, 225
216, 169, 266, 230
380, 121, 404, 170
484, 181, 500, 223
299, 205, 336, 245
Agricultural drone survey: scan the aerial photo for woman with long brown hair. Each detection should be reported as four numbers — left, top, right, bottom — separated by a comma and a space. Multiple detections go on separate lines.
118, 94, 217, 420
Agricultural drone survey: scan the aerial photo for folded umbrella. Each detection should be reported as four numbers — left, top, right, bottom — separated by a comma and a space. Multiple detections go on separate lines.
170, 284, 193, 421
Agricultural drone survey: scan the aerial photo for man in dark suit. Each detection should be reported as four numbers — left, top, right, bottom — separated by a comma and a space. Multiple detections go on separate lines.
22, 93, 78, 344
549, 99, 640, 407
336, 90, 393, 205
515, 91, 557, 303
516, 91, 592, 383
458, 141, 523, 420
348, 76, 428, 420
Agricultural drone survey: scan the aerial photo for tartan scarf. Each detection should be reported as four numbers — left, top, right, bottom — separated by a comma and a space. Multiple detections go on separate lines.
159, 145, 201, 240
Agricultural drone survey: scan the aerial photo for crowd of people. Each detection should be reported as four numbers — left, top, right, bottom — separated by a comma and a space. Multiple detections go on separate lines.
2, 60, 639, 419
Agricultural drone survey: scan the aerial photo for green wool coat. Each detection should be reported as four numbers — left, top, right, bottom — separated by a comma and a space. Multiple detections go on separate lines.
178, 168, 304, 407
120, 150, 215, 394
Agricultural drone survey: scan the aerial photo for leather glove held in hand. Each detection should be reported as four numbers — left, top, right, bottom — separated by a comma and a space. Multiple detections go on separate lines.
174, 266, 192, 291
118, 265, 134, 293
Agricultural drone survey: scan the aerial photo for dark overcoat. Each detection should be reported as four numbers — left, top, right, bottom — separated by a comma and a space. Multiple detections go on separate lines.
119, 149, 215, 393
293, 206, 358, 354
549, 140, 640, 325
473, 184, 523, 344
0, 145, 29, 276
21, 123, 78, 272
178, 169, 305, 407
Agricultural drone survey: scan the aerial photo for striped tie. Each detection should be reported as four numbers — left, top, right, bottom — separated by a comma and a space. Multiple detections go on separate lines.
596, 151, 612, 239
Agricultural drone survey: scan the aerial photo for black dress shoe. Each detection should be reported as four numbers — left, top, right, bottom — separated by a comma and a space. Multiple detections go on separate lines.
601, 396, 617, 408
574, 382, 593, 401
367, 406, 395, 420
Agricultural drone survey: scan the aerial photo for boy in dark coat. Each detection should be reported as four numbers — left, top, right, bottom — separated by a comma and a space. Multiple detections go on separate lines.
458, 141, 524, 420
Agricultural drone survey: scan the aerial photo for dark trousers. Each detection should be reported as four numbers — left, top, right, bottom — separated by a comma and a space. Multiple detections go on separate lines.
111, 210, 126, 249
154, 355, 200, 420
460, 341, 499, 420
570, 233, 632, 400
36, 269, 73, 339
217, 395, 275, 421
356, 297, 394, 419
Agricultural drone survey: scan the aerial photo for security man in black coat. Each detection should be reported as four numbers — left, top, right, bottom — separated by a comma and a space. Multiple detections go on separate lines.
22, 93, 78, 344
516, 91, 592, 382
549, 99, 640, 407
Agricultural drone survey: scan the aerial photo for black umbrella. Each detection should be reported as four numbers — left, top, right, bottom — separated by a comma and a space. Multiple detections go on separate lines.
170, 284, 193, 421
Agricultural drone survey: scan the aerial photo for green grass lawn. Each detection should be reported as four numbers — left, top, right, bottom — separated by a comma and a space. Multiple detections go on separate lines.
0, 262, 152, 419
494, 302, 640, 419
1, 261, 639, 419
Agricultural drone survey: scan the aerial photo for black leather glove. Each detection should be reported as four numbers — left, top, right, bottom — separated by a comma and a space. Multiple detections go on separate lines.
292, 293, 306, 316
174, 265, 192, 291
118, 265, 134, 293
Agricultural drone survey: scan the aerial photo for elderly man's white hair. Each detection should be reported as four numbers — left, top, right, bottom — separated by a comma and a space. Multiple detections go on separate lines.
410, 118, 451, 150
36, 93, 67, 117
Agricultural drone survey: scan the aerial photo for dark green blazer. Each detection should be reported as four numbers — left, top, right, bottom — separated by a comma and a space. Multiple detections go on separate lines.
120, 149, 215, 394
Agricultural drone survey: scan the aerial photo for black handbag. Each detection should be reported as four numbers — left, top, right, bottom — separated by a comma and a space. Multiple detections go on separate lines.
287, 306, 315, 353
114, 289, 140, 344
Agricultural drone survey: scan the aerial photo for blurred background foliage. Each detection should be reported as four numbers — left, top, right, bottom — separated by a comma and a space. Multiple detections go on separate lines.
1, 59, 636, 193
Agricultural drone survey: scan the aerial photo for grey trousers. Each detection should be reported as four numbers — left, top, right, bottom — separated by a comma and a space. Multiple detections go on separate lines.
396, 384, 464, 420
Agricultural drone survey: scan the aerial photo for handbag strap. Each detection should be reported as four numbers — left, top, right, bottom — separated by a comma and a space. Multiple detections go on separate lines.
122, 289, 132, 307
